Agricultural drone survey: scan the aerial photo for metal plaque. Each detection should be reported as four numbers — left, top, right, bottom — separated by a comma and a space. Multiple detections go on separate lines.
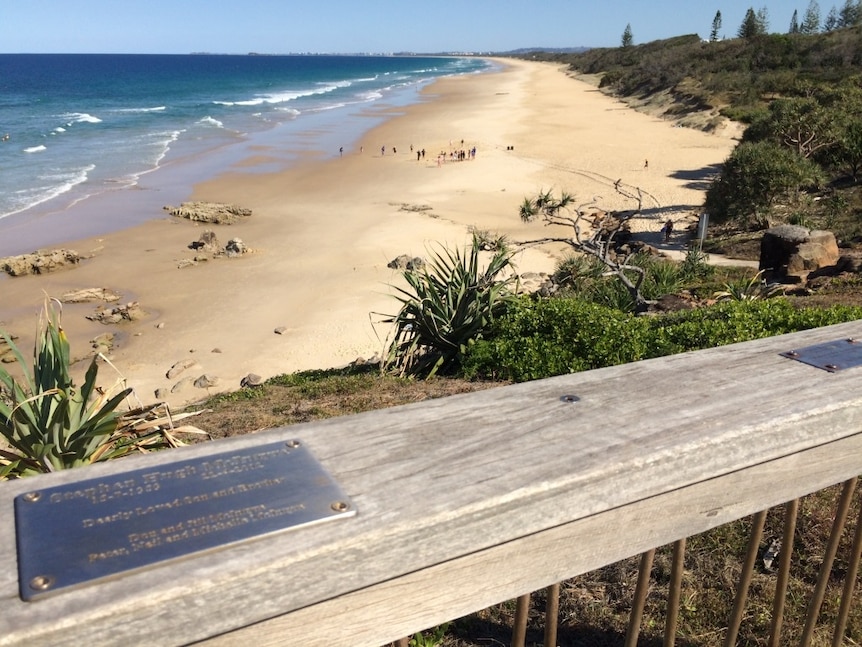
15, 440, 355, 601
780, 337, 862, 372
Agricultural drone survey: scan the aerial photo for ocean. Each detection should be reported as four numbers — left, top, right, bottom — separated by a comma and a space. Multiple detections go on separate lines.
0, 54, 492, 255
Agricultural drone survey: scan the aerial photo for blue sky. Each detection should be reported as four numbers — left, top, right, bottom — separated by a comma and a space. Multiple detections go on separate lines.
2, 1, 824, 54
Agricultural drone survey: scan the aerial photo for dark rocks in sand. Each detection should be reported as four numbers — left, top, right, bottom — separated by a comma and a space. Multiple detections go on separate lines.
165, 201, 252, 224
240, 373, 264, 388
86, 302, 147, 325
189, 230, 221, 253
0, 334, 20, 364
166, 358, 200, 379
224, 238, 249, 257
194, 374, 220, 389
0, 249, 81, 276
388, 254, 425, 271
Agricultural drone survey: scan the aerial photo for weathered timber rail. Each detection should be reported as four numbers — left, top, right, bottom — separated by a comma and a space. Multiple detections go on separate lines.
4, 321, 862, 646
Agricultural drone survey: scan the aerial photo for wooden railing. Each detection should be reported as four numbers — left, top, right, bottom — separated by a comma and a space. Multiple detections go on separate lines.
4, 321, 862, 646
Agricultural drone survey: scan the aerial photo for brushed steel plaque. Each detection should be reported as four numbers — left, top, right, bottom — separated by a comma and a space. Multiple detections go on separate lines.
15, 440, 355, 600
780, 337, 862, 372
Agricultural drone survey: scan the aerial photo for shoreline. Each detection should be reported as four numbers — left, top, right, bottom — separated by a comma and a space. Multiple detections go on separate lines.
0, 59, 740, 409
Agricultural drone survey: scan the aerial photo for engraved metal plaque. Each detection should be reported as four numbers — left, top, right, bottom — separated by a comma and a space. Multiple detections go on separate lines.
780, 337, 862, 372
14, 440, 355, 600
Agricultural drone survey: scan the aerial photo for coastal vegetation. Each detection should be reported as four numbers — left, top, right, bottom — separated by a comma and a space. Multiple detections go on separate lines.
525, 14, 862, 240
0, 301, 201, 478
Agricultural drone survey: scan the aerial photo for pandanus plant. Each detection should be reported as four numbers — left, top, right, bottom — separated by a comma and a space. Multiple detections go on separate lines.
381, 235, 520, 378
0, 300, 133, 478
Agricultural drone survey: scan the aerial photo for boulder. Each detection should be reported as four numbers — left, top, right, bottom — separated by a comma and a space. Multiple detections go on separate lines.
86, 302, 147, 325
0, 249, 81, 276
387, 254, 425, 271
224, 238, 249, 257
165, 202, 252, 224
194, 374, 220, 389
240, 373, 264, 388
759, 226, 839, 282
189, 230, 220, 253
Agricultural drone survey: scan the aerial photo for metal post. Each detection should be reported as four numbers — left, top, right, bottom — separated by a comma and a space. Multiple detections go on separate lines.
512, 593, 531, 647
768, 498, 799, 647
664, 538, 687, 647
723, 510, 768, 647
625, 548, 656, 647
800, 477, 858, 647
831, 487, 862, 647
544, 583, 561, 647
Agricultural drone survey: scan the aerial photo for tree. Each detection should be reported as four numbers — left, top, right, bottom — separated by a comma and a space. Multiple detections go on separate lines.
705, 142, 823, 227
748, 96, 839, 159
789, 9, 800, 33
757, 5, 770, 32
801, 0, 822, 32
824, 5, 840, 30
621, 23, 634, 48
839, 0, 861, 26
738, 8, 765, 38
516, 185, 654, 312
710, 10, 723, 41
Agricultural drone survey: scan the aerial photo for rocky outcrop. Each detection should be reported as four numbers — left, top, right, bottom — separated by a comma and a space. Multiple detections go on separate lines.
86, 302, 147, 324
62, 287, 122, 303
0, 249, 81, 276
388, 254, 425, 271
759, 225, 840, 283
165, 202, 252, 224
186, 231, 252, 260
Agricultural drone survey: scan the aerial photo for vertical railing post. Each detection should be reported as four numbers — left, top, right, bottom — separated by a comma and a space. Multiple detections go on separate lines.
723, 510, 768, 647
625, 548, 656, 647
800, 477, 858, 647
512, 593, 531, 647
543, 583, 560, 647
664, 538, 686, 647
831, 490, 862, 647
768, 498, 799, 647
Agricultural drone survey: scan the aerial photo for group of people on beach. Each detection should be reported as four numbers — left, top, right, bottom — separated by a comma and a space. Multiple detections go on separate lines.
349, 138, 476, 167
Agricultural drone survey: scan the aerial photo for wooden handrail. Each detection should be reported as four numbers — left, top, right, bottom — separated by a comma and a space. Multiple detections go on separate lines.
4, 321, 862, 646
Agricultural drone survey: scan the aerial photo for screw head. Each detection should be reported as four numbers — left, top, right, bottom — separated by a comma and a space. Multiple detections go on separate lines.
560, 395, 580, 403
285, 440, 301, 449
330, 501, 350, 513
29, 575, 54, 591
22, 491, 41, 503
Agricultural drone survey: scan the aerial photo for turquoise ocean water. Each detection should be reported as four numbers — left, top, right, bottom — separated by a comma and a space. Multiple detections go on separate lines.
0, 54, 491, 255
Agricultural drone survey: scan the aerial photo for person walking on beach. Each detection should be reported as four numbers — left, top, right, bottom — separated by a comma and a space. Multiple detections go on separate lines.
381, 146, 385, 156
662, 219, 674, 242
644, 159, 649, 170
339, 146, 343, 157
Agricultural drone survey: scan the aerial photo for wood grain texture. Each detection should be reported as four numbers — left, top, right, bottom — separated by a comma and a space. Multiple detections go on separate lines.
3, 321, 862, 646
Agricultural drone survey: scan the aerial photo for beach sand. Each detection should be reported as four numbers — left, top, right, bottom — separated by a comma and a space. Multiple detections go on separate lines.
0, 59, 740, 408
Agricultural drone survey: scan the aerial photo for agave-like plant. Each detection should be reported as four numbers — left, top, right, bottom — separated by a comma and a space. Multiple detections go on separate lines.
713, 270, 785, 302
381, 235, 520, 378
0, 301, 137, 477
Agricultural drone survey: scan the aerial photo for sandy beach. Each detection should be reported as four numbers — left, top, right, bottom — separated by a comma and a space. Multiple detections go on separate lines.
0, 59, 740, 408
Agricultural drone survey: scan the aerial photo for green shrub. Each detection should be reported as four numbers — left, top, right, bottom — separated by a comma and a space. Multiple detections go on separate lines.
462, 297, 862, 382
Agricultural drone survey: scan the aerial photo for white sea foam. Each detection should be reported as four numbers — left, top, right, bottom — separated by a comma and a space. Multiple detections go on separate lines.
0, 164, 94, 220
53, 127, 66, 133
198, 116, 224, 128
115, 106, 167, 113
62, 112, 103, 124
23, 145, 47, 153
